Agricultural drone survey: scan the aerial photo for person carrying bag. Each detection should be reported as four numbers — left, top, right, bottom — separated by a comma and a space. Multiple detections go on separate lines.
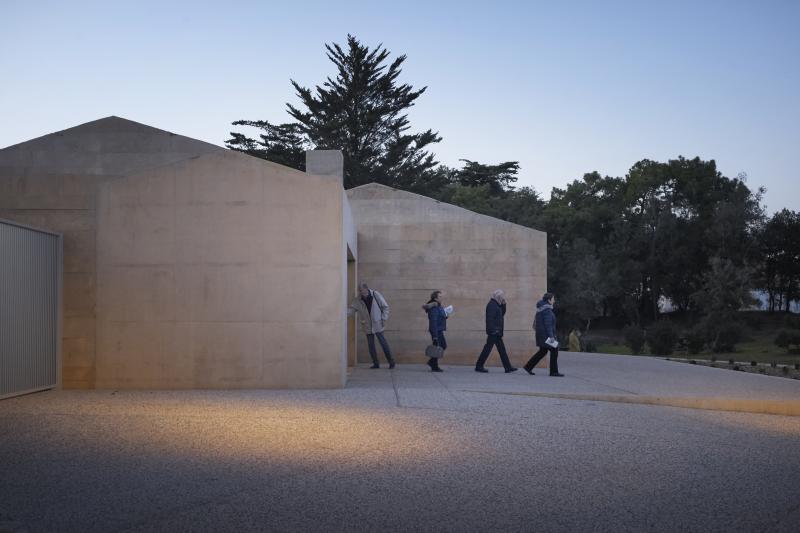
422, 290, 448, 372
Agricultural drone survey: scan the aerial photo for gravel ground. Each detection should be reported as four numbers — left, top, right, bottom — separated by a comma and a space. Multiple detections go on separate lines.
1, 359, 799, 532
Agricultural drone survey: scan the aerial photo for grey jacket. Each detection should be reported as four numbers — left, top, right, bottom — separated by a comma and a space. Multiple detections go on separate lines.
349, 290, 390, 334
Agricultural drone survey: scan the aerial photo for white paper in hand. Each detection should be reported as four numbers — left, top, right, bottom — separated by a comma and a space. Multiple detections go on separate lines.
545, 337, 559, 348
444, 305, 454, 316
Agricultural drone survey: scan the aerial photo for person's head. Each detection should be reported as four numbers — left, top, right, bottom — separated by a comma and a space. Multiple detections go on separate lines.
492, 289, 505, 303
428, 290, 443, 304
359, 283, 371, 297
543, 292, 555, 305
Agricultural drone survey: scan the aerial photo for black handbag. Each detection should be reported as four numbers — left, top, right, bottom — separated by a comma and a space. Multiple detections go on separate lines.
425, 340, 444, 358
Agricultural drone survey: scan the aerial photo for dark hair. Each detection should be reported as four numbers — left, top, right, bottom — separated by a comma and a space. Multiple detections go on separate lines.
427, 290, 442, 304
543, 292, 555, 302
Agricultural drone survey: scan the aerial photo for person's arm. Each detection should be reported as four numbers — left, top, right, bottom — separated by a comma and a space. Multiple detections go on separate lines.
375, 291, 390, 321
500, 302, 507, 316
488, 303, 502, 335
546, 311, 556, 339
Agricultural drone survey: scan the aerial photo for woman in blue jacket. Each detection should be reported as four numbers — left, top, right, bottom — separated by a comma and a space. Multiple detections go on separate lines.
422, 290, 447, 372
524, 292, 564, 376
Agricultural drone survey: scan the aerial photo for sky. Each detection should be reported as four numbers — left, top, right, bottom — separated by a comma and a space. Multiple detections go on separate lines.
1, 0, 798, 212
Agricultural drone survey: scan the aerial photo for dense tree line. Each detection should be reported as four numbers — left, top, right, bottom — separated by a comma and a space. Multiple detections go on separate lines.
228, 35, 799, 349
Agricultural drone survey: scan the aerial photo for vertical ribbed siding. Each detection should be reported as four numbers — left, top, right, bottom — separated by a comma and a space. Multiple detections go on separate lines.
0, 220, 61, 399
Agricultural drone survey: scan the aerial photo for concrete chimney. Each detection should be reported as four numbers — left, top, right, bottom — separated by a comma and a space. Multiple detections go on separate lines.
305, 150, 344, 184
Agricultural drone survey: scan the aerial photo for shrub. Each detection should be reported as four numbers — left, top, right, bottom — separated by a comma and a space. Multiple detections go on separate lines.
750, 361, 757, 367
623, 325, 646, 355
710, 322, 742, 353
775, 330, 800, 353
782, 314, 800, 329
647, 320, 677, 356
775, 330, 790, 348
710, 355, 717, 362
583, 339, 597, 353
686, 326, 706, 355
782, 366, 790, 374
728, 358, 735, 365
795, 363, 800, 371
771, 361, 777, 368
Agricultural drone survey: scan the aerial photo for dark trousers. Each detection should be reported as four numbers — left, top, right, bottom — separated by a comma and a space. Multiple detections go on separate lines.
366, 332, 393, 364
428, 332, 446, 369
475, 334, 513, 370
525, 346, 559, 374
432, 331, 447, 351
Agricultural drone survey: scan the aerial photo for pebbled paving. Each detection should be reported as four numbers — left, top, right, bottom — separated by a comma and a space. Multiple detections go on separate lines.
1, 359, 799, 532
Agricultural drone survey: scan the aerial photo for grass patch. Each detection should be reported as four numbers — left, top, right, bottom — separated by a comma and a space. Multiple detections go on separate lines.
596, 343, 634, 355
594, 334, 800, 364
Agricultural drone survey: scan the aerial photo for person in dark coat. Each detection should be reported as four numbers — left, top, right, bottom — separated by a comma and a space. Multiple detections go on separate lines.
421, 290, 447, 372
474, 290, 518, 373
524, 292, 564, 376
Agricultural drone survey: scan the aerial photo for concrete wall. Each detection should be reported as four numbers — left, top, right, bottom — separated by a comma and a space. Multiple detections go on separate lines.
0, 117, 221, 388
347, 183, 548, 368
95, 150, 347, 389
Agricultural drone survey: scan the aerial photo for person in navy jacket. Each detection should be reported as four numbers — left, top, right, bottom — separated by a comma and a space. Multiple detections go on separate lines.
524, 292, 564, 376
474, 290, 518, 373
422, 290, 447, 372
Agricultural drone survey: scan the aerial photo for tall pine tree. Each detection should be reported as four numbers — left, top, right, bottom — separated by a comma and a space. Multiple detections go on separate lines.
227, 35, 441, 189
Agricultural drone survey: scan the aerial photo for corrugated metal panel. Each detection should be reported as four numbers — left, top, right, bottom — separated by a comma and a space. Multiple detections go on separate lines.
0, 219, 62, 399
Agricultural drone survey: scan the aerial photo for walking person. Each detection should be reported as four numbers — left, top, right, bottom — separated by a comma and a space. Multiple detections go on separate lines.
422, 290, 447, 372
474, 290, 518, 373
348, 283, 396, 369
524, 292, 564, 376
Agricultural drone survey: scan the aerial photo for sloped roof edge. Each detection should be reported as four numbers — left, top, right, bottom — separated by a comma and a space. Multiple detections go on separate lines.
0, 115, 223, 153
347, 182, 546, 235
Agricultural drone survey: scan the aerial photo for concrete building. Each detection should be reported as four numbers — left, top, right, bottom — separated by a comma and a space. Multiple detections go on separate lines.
347, 184, 547, 366
0, 117, 546, 390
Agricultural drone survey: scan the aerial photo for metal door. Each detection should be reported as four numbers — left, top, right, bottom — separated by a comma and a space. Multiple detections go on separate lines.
0, 219, 62, 399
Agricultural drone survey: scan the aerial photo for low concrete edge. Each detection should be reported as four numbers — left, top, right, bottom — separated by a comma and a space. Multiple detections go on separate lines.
462, 390, 800, 417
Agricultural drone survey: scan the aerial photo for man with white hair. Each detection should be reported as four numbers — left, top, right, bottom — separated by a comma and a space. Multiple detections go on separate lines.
474, 289, 518, 373
348, 282, 395, 369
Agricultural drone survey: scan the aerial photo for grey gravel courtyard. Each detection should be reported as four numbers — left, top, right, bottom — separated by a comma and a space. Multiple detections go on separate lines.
2, 353, 800, 532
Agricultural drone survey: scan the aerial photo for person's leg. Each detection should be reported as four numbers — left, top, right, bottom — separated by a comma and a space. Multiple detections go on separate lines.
431, 332, 446, 371
475, 335, 496, 370
366, 334, 379, 368
376, 332, 394, 366
437, 332, 447, 353
549, 348, 562, 376
525, 346, 549, 372
496, 338, 516, 372
427, 334, 437, 369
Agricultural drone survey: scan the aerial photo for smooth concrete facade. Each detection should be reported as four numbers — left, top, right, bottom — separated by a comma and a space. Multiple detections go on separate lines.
0, 117, 222, 388
1, 117, 548, 388
95, 150, 349, 389
347, 183, 548, 367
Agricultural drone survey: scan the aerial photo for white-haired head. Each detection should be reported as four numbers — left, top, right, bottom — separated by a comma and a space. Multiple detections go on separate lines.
359, 282, 371, 297
492, 289, 505, 301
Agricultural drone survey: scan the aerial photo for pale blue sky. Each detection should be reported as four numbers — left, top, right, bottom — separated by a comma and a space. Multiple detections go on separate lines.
1, 0, 798, 211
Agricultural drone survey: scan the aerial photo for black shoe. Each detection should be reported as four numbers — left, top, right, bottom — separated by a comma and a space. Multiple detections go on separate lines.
389, 361, 396, 369
370, 364, 380, 369
432, 367, 443, 372
475, 367, 488, 373
523, 367, 535, 375
550, 372, 564, 377
505, 367, 519, 373
427, 359, 434, 368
